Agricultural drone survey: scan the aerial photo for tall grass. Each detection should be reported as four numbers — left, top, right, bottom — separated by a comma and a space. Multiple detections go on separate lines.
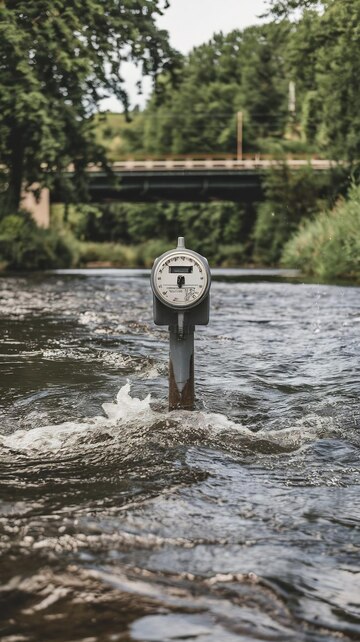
281, 184, 360, 281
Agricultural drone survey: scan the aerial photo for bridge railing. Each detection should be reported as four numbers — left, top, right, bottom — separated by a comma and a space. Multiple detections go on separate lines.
96, 157, 336, 172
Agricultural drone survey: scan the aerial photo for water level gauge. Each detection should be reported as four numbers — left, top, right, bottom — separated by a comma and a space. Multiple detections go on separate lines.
151, 238, 211, 309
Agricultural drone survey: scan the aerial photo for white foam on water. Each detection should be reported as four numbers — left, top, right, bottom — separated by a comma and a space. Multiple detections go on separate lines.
1, 383, 154, 453
0, 383, 341, 456
102, 383, 152, 421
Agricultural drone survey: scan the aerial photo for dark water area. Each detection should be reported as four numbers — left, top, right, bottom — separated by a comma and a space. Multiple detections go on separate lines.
0, 269, 359, 642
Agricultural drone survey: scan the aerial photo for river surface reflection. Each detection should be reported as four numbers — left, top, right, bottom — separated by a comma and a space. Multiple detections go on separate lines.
0, 269, 359, 641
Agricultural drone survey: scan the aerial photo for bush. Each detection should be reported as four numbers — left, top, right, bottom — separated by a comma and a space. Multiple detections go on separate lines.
281, 184, 360, 281
135, 239, 173, 267
51, 200, 256, 267
0, 212, 74, 270
77, 241, 137, 267
253, 164, 334, 264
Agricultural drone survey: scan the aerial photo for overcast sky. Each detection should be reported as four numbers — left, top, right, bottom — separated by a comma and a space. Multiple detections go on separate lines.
101, 0, 268, 111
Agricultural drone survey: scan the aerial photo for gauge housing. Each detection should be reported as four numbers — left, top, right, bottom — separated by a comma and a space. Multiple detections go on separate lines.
151, 247, 211, 310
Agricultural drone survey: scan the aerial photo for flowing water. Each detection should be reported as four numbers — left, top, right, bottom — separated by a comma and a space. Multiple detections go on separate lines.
0, 269, 359, 642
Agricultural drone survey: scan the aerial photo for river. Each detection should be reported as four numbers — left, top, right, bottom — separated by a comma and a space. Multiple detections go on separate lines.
0, 269, 359, 642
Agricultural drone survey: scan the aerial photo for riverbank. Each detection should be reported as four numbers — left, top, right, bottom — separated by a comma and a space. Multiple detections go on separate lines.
0, 237, 359, 285
1, 184, 359, 283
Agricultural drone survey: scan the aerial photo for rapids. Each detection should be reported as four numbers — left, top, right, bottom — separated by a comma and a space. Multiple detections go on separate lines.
0, 269, 359, 642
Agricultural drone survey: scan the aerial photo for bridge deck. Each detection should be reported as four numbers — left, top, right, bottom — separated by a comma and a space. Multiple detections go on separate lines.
51, 158, 339, 205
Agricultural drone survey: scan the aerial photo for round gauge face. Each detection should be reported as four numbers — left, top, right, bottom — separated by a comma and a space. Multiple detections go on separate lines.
152, 250, 209, 308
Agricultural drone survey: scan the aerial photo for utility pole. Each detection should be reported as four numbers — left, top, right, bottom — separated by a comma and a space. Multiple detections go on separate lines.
237, 111, 243, 161
287, 81, 297, 140
289, 81, 296, 116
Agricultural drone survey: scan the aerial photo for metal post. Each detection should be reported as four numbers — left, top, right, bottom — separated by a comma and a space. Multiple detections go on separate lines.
169, 325, 195, 411
151, 237, 210, 412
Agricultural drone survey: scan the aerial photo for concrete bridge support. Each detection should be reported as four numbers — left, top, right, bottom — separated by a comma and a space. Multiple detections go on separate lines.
21, 185, 50, 228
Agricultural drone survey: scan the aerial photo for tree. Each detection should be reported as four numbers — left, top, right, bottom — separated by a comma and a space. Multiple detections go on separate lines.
268, 0, 324, 17
310, 0, 360, 161
269, 0, 360, 162
253, 163, 336, 263
141, 33, 244, 156
239, 23, 290, 148
125, 25, 291, 158
0, 0, 177, 213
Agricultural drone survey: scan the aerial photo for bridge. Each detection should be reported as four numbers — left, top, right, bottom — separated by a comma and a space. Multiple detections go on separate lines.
27, 157, 337, 226
53, 157, 335, 204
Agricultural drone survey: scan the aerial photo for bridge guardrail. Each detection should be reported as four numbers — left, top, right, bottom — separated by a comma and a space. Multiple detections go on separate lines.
83, 158, 337, 173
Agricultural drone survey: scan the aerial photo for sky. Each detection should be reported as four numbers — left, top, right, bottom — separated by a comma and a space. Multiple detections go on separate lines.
101, 0, 268, 112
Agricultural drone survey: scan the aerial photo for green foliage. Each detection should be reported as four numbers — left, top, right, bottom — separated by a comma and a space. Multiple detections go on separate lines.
135, 239, 174, 267
54, 202, 178, 244
0, 212, 73, 270
314, 1, 360, 161
126, 203, 178, 243
269, 1, 323, 19
0, 0, 177, 211
94, 111, 146, 160
122, 25, 292, 157
3, 0, 359, 274
77, 241, 137, 267
240, 24, 290, 147
112, 1, 360, 165
282, 184, 360, 280
216, 244, 248, 267
74, 237, 247, 269
75, 238, 173, 268
269, 1, 360, 162
174, 202, 248, 260
51, 200, 256, 267
253, 165, 332, 264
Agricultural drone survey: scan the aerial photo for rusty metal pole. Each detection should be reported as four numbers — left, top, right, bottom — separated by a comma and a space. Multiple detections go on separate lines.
169, 325, 195, 411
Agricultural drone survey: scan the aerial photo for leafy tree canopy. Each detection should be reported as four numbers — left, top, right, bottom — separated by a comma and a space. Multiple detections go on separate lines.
122, 0, 359, 162
270, 0, 360, 161
267, 0, 324, 17
0, 0, 177, 212
122, 23, 292, 157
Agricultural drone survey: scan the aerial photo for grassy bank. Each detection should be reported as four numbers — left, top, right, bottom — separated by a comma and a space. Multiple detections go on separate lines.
76, 239, 173, 268
75, 240, 253, 268
282, 185, 360, 282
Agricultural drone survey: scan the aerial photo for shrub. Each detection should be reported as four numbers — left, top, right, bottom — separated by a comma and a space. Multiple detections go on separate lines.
0, 212, 74, 270
281, 184, 360, 281
51, 201, 256, 266
77, 241, 137, 267
135, 239, 174, 267
253, 164, 333, 264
